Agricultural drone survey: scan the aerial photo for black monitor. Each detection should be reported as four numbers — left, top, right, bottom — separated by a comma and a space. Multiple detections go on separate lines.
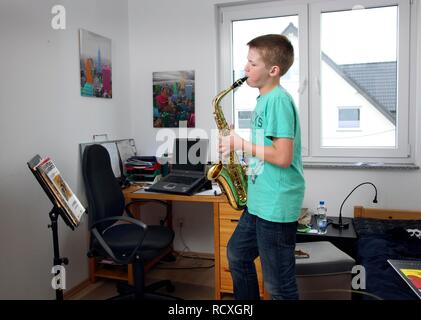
172, 138, 208, 173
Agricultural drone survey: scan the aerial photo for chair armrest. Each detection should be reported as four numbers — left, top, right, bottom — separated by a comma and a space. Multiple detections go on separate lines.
91, 216, 148, 264
91, 215, 147, 230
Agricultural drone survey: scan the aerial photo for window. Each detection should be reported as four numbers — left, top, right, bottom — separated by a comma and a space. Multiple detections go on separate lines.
338, 107, 360, 129
219, 0, 415, 164
238, 110, 253, 129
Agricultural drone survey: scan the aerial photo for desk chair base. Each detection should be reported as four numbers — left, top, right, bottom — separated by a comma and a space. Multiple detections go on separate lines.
109, 259, 180, 300
109, 292, 180, 300
116, 279, 175, 295
110, 281, 180, 301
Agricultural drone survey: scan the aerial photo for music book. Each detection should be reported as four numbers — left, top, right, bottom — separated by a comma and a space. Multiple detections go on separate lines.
28, 155, 86, 228
387, 259, 421, 299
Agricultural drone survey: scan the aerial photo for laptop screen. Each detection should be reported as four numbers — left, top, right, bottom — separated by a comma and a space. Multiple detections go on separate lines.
172, 138, 208, 173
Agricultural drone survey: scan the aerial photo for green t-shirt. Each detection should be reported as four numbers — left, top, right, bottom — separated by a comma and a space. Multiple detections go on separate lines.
247, 85, 305, 223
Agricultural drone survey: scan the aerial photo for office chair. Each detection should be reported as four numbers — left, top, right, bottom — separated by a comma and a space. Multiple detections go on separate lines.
82, 144, 178, 300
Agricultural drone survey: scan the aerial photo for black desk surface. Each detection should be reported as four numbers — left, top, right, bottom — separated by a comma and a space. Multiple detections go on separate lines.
297, 217, 357, 239
297, 217, 357, 258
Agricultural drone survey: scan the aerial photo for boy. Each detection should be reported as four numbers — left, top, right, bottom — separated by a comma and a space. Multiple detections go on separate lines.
219, 34, 305, 300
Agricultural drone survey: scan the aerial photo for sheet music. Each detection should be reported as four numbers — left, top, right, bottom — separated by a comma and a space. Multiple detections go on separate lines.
28, 155, 86, 228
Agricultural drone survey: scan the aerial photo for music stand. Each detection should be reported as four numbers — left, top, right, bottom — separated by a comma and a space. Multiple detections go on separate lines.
27, 155, 79, 300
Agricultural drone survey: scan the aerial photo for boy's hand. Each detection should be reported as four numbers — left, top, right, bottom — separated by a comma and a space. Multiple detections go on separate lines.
219, 125, 243, 159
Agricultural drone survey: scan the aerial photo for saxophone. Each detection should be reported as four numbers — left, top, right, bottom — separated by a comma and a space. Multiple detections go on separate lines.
207, 77, 248, 210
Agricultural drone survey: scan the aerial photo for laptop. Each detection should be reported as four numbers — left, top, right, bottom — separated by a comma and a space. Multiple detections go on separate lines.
147, 138, 209, 195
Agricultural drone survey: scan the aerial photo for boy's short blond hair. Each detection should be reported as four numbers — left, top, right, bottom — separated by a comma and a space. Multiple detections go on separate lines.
247, 34, 294, 77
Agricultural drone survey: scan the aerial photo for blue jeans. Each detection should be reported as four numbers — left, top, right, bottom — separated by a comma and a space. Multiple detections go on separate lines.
227, 209, 299, 300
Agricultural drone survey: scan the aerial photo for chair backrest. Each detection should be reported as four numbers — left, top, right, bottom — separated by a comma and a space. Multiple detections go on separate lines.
82, 144, 125, 231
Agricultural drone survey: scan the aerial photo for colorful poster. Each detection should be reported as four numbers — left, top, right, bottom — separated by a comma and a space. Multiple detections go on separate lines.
79, 29, 112, 98
153, 70, 195, 128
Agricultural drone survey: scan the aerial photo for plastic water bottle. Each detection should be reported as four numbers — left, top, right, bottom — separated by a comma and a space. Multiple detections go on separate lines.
316, 200, 328, 234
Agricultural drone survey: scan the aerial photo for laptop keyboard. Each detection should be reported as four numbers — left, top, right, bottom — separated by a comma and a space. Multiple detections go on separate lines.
163, 175, 198, 185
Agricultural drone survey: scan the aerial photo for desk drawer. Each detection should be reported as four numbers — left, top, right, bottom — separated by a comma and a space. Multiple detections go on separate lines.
220, 247, 264, 294
220, 218, 239, 247
219, 203, 243, 220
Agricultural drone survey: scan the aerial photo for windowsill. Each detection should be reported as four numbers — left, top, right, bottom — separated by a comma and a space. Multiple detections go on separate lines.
335, 128, 362, 132
303, 162, 419, 170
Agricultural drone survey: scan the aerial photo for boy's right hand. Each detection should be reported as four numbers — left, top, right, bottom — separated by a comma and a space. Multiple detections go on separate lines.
219, 125, 244, 159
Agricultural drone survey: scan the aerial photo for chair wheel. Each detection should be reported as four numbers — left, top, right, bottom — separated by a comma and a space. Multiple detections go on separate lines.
166, 283, 175, 293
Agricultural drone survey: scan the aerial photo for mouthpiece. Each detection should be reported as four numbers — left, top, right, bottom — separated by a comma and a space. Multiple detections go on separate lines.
231, 77, 248, 89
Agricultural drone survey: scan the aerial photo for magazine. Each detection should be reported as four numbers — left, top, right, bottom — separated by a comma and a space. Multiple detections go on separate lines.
387, 259, 421, 299
30, 156, 86, 228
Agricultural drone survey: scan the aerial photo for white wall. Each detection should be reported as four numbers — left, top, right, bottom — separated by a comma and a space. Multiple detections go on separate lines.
128, 0, 421, 255
0, 0, 130, 299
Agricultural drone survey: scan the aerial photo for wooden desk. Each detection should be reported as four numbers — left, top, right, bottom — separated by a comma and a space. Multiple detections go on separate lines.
121, 185, 266, 299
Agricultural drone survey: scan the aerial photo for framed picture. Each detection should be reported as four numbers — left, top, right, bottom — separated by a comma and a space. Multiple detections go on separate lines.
153, 70, 195, 127
79, 29, 112, 98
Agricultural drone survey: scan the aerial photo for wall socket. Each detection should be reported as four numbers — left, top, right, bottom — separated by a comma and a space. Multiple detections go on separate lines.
177, 218, 184, 227
159, 216, 165, 226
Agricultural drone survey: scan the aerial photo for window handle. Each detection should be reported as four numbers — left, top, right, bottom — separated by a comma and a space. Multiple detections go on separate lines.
298, 78, 307, 94
315, 77, 321, 96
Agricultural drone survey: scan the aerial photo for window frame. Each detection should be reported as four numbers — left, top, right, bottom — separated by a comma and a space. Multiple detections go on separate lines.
218, 0, 417, 164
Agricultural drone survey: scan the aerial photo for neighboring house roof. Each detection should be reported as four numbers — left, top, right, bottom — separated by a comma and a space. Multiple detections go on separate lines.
338, 62, 396, 116
281, 22, 298, 38
322, 53, 396, 125
280, 23, 396, 125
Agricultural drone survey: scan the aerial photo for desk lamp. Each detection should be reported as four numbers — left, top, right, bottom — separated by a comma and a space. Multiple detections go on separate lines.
332, 182, 378, 229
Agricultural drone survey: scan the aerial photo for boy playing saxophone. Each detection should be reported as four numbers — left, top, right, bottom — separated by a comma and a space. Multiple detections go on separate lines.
219, 34, 305, 300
